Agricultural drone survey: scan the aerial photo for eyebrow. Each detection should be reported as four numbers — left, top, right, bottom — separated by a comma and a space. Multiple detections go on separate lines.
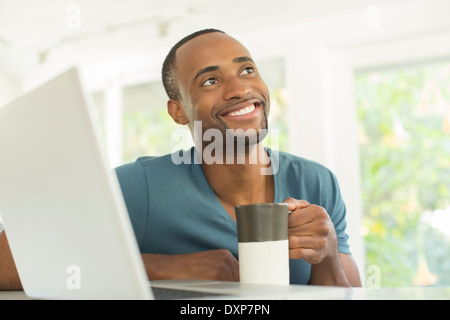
193, 56, 255, 80
232, 56, 254, 64
194, 65, 219, 80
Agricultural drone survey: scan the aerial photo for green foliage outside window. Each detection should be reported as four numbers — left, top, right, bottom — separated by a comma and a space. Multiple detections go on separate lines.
355, 60, 450, 287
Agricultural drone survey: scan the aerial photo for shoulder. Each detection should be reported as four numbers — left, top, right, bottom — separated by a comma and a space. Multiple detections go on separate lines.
273, 150, 343, 206
276, 151, 335, 181
115, 156, 154, 190
115, 150, 185, 177
115, 148, 197, 190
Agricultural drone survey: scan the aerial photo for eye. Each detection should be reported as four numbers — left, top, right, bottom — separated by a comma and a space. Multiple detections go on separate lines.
201, 77, 219, 87
240, 66, 255, 76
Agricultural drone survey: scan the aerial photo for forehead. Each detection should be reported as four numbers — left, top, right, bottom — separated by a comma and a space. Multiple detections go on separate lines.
175, 32, 253, 81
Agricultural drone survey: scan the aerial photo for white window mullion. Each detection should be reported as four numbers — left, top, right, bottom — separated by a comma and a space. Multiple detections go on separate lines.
104, 76, 123, 168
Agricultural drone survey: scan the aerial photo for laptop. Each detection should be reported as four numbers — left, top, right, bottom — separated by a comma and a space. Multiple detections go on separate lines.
0, 68, 349, 300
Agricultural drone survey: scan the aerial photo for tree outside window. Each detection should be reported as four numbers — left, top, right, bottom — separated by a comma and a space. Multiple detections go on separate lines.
356, 59, 450, 287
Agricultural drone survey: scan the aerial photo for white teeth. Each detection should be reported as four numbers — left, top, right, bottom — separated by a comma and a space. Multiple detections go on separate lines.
229, 104, 255, 117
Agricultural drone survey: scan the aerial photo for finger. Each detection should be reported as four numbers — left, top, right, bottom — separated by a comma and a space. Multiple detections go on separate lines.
289, 247, 323, 264
218, 263, 238, 282
288, 204, 329, 229
231, 260, 240, 281
288, 206, 317, 228
289, 247, 314, 260
282, 197, 310, 212
213, 249, 240, 282
221, 253, 239, 282
289, 235, 317, 248
226, 253, 239, 281
289, 235, 327, 252
225, 269, 238, 282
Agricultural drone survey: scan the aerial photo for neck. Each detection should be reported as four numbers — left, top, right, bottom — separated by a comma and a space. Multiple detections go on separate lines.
199, 143, 274, 219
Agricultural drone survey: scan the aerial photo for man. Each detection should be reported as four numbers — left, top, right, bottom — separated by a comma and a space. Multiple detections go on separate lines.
116, 29, 360, 286
0, 29, 361, 290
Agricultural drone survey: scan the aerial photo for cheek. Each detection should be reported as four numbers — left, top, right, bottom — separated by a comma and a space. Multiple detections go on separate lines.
181, 100, 213, 131
188, 94, 218, 122
260, 84, 270, 112
259, 81, 270, 101
179, 92, 200, 122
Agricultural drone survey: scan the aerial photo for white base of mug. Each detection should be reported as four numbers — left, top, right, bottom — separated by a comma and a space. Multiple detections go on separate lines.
238, 240, 289, 285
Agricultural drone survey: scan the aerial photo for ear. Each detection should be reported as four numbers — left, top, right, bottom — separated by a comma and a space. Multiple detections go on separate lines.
167, 99, 189, 125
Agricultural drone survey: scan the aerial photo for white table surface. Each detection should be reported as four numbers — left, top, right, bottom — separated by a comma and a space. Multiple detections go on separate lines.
1, 286, 449, 300
349, 286, 450, 300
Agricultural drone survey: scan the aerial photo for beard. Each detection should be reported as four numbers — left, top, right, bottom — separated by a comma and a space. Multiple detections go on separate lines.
222, 116, 269, 147
189, 94, 270, 164
207, 104, 269, 163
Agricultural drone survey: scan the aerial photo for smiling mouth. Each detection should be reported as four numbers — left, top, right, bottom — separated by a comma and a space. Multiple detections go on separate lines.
219, 101, 261, 118
227, 104, 256, 117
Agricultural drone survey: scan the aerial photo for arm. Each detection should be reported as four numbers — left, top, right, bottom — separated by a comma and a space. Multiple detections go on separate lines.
0, 230, 23, 290
309, 252, 361, 287
1, 230, 239, 290
141, 249, 240, 282
340, 252, 362, 287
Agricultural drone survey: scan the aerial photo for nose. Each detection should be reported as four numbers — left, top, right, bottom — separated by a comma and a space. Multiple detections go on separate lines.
222, 77, 251, 101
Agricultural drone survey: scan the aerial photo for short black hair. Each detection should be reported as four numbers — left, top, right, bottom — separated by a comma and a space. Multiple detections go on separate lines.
162, 28, 225, 100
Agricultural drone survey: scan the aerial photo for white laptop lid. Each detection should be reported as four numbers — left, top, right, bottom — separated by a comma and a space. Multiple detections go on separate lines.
0, 68, 151, 299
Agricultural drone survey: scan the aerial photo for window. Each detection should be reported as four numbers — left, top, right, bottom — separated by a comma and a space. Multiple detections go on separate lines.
122, 81, 179, 161
355, 59, 450, 286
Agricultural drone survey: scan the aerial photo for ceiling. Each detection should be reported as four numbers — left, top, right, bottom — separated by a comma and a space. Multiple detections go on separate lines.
1, 0, 414, 81
0, 0, 391, 48
1, 0, 449, 92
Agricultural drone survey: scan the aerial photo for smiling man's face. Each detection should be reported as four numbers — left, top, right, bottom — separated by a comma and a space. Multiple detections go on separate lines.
173, 32, 270, 145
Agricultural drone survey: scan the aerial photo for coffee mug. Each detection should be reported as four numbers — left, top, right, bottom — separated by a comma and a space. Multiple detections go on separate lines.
235, 202, 289, 285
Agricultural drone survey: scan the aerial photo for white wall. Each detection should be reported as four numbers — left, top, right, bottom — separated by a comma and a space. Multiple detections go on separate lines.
0, 71, 20, 225
0, 72, 20, 108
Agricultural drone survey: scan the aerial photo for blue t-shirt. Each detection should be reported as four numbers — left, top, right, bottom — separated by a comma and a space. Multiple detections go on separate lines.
115, 147, 350, 285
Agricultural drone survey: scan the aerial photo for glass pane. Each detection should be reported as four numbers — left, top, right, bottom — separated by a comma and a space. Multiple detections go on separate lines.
122, 81, 179, 162
355, 59, 450, 287
258, 57, 289, 153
